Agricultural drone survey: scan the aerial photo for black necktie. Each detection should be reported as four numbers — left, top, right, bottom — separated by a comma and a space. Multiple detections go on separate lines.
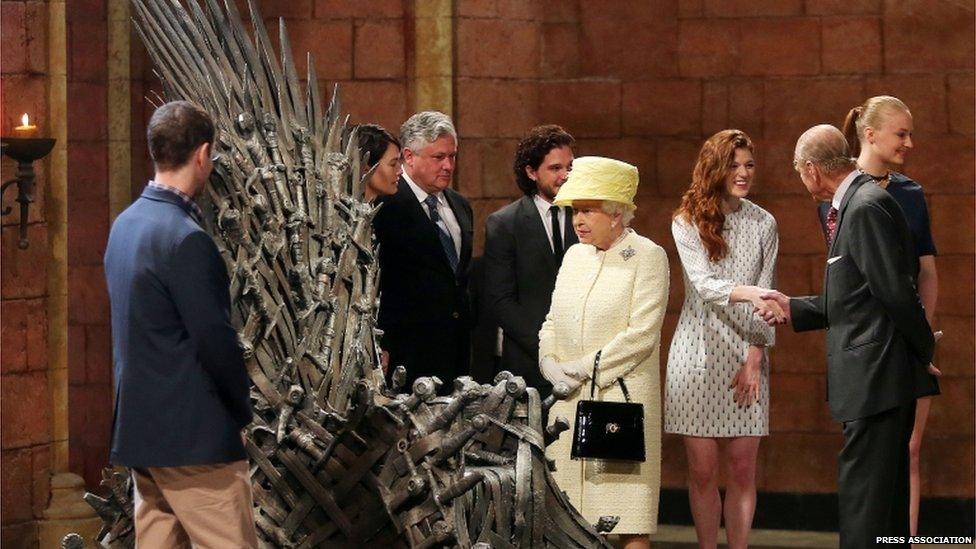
549, 205, 564, 264
424, 195, 459, 273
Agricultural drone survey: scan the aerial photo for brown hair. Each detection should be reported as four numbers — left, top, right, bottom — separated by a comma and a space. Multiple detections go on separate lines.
674, 129, 754, 262
513, 125, 575, 195
355, 123, 401, 168
842, 95, 911, 158
147, 101, 215, 171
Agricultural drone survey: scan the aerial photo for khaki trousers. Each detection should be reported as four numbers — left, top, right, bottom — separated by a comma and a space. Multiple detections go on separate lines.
132, 460, 258, 548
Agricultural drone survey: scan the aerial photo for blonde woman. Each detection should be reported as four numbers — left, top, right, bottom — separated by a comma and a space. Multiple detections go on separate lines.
839, 96, 941, 539
539, 156, 669, 549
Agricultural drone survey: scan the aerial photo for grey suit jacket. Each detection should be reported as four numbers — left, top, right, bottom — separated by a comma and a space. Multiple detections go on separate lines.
483, 195, 577, 390
790, 174, 935, 422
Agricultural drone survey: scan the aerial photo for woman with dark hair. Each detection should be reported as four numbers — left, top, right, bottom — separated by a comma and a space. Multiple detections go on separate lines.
665, 129, 781, 549
839, 96, 941, 539
355, 123, 402, 202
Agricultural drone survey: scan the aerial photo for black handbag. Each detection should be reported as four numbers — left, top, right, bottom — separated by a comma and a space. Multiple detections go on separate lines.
570, 351, 646, 462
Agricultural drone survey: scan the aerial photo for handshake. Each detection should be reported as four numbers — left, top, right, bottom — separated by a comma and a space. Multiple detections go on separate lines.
749, 289, 791, 326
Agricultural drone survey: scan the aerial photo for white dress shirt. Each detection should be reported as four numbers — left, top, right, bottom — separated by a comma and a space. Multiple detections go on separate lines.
831, 169, 861, 211
533, 193, 568, 252
403, 171, 462, 256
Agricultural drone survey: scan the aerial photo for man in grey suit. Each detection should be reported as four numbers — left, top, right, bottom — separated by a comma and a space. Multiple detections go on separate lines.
483, 125, 577, 394
763, 125, 934, 548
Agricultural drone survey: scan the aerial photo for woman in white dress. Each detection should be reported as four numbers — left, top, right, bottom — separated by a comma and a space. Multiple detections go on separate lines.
539, 156, 669, 549
664, 130, 782, 549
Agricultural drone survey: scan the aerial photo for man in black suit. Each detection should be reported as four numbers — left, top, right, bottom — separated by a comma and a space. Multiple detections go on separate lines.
374, 111, 473, 393
762, 125, 935, 549
483, 125, 577, 394
104, 101, 257, 546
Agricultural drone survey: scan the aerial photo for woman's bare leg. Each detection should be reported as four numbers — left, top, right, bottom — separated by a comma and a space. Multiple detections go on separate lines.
684, 437, 721, 549
722, 436, 761, 549
910, 396, 933, 538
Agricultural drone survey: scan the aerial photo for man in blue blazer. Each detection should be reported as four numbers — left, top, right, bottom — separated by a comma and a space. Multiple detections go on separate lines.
104, 101, 257, 546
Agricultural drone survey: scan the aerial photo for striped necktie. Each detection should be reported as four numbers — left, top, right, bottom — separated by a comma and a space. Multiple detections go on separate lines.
424, 194, 459, 273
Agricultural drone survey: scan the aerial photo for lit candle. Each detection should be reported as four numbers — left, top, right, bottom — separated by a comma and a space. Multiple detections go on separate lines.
14, 113, 37, 135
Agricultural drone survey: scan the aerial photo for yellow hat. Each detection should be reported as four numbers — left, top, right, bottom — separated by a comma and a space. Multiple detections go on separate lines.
553, 156, 638, 209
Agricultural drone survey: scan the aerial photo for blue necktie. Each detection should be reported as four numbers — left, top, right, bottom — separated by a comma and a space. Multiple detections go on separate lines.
424, 194, 459, 273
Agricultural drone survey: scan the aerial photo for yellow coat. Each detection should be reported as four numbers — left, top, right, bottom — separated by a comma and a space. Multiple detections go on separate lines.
539, 229, 670, 535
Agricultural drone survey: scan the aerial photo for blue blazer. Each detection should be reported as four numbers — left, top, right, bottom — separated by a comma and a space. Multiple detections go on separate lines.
104, 185, 252, 467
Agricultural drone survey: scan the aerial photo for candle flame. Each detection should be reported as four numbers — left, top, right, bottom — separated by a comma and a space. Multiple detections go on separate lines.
21, 113, 29, 127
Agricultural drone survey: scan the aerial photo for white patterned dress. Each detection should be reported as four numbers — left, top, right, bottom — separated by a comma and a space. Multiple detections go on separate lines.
664, 199, 778, 437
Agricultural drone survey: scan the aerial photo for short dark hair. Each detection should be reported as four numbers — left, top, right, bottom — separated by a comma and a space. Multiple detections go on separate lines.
513, 125, 574, 195
146, 101, 215, 171
355, 124, 401, 168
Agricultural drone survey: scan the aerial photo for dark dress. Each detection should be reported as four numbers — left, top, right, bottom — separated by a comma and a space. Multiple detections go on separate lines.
816, 172, 940, 398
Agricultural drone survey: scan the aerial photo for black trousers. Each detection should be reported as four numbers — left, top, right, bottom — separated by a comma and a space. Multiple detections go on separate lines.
838, 401, 916, 549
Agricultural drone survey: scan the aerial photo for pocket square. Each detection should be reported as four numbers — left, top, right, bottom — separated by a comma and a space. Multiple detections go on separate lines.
827, 255, 843, 265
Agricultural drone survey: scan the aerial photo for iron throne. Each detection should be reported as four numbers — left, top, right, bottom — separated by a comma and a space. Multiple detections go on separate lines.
83, 0, 617, 547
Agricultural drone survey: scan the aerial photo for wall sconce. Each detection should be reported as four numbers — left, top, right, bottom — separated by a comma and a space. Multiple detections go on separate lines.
2, 114, 56, 249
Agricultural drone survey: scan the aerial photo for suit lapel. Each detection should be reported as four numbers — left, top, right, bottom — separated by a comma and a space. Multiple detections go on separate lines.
518, 196, 557, 272
444, 188, 472, 271
394, 177, 454, 272
828, 174, 869, 257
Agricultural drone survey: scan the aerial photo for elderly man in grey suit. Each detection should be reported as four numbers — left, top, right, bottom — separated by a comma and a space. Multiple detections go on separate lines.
762, 125, 935, 549
483, 125, 577, 394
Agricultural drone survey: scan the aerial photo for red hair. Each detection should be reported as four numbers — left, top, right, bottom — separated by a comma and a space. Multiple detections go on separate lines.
674, 129, 754, 262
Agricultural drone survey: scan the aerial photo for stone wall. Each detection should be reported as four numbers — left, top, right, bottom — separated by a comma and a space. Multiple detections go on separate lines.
1, 1, 55, 545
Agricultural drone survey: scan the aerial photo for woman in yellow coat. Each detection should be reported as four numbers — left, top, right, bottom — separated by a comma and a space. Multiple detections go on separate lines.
538, 156, 669, 548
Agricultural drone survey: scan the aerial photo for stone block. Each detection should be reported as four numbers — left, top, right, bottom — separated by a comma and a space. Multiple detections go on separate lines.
925, 436, 974, 498
579, 15, 678, 79
456, 78, 538, 138
902, 135, 975, 195
67, 142, 108, 202
762, 77, 865, 137
822, 16, 882, 75
457, 19, 540, 79
315, 0, 403, 18
330, 80, 407, 133
806, 0, 881, 15
678, 19, 738, 78
1, 448, 32, 522
67, 265, 111, 325
541, 22, 581, 78
883, 0, 975, 74
622, 80, 701, 137
655, 138, 700, 198
934, 315, 974, 378
354, 19, 405, 79
928, 194, 974, 255
935, 256, 975, 317
703, 0, 802, 17
1, 224, 49, 300
67, 82, 108, 141
25, 298, 46, 372
0, 371, 51, 450
538, 79, 621, 139
947, 73, 975, 136
1, 2, 27, 75
277, 20, 352, 81
69, 19, 107, 82
763, 433, 842, 493
1, 300, 28, 375
738, 18, 820, 76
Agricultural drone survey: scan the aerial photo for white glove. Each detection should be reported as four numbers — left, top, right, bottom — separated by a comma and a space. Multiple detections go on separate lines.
540, 356, 576, 388
561, 356, 593, 381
